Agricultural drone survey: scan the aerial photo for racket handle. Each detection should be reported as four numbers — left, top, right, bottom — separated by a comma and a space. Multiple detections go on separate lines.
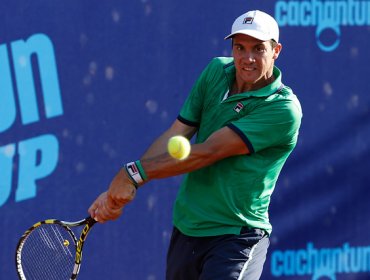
86, 216, 98, 226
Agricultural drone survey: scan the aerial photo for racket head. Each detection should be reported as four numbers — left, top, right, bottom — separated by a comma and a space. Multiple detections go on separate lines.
15, 217, 96, 280
15, 219, 78, 280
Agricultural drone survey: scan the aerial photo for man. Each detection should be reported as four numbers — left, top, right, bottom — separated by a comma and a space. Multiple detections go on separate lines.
89, 10, 302, 280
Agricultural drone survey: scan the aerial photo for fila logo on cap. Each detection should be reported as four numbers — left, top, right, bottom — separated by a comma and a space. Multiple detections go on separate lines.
243, 17, 254, 24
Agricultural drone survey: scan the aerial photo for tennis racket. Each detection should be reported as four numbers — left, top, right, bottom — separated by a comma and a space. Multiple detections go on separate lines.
15, 216, 97, 280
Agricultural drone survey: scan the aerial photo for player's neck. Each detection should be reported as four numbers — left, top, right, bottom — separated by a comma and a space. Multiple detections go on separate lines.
231, 74, 275, 95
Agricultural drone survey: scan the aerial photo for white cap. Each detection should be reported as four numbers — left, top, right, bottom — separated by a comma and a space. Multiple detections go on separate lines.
225, 10, 279, 42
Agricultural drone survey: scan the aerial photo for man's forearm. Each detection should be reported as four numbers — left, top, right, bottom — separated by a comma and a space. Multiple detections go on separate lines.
140, 143, 215, 180
141, 129, 174, 160
141, 119, 197, 160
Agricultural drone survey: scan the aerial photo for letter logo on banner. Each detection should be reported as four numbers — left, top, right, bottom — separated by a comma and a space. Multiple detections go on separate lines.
275, 0, 370, 52
0, 33, 63, 207
271, 242, 370, 279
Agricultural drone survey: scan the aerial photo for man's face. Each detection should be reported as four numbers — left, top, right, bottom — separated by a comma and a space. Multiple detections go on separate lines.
232, 34, 282, 90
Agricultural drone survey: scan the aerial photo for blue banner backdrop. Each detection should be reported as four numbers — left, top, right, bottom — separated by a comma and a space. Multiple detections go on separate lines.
1, 1, 369, 279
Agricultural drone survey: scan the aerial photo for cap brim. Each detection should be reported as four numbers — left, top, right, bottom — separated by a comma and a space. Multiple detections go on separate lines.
224, 30, 274, 41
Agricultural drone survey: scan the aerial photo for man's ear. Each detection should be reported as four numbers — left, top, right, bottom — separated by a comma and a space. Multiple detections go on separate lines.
273, 43, 283, 60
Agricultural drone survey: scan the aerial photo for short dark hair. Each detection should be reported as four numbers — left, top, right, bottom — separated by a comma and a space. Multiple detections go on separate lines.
270, 39, 278, 49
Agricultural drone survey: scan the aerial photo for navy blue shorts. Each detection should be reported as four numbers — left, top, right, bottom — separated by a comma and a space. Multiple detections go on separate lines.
166, 227, 270, 280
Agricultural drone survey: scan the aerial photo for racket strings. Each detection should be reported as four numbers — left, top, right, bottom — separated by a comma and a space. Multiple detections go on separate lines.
20, 224, 77, 280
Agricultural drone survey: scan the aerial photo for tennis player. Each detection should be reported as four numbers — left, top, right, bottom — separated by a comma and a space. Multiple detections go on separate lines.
89, 10, 302, 279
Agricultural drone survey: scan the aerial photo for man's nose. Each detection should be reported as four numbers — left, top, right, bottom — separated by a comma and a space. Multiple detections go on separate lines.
242, 51, 255, 62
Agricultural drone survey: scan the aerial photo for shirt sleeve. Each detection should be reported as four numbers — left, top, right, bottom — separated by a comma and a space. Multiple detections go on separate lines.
228, 96, 302, 154
178, 58, 222, 127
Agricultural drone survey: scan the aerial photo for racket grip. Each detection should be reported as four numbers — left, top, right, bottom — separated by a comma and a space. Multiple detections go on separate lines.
86, 216, 98, 225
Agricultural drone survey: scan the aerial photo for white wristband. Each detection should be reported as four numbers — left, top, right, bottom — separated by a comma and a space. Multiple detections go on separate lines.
125, 162, 144, 186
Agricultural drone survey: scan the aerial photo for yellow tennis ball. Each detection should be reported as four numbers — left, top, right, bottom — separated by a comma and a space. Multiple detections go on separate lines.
63, 240, 70, 246
167, 136, 191, 160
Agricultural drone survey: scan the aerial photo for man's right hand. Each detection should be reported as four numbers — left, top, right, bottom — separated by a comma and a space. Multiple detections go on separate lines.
88, 169, 137, 223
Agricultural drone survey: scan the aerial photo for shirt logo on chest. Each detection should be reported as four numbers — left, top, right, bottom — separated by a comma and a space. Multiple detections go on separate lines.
233, 102, 244, 113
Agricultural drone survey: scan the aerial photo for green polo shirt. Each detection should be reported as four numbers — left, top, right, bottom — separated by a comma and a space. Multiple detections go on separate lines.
173, 57, 302, 237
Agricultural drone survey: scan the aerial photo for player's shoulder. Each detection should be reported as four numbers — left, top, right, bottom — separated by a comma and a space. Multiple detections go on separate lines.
268, 85, 299, 105
281, 86, 301, 109
208, 57, 234, 69
202, 57, 234, 78
200, 57, 234, 81
278, 86, 303, 118
264, 85, 302, 119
